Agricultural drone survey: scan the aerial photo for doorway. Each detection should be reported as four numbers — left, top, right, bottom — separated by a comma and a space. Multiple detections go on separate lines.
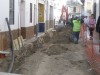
38, 3, 45, 32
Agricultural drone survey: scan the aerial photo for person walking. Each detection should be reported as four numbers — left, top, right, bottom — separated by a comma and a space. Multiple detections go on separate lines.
72, 17, 81, 44
88, 14, 96, 40
84, 16, 89, 26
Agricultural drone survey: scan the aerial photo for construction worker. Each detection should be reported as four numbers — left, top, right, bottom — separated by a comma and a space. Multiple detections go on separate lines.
72, 16, 81, 44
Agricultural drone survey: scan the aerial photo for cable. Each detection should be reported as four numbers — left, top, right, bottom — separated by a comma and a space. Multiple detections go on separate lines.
5, 18, 14, 73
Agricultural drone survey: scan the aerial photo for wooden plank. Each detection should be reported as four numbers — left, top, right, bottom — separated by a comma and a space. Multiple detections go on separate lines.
18, 37, 23, 48
13, 39, 20, 50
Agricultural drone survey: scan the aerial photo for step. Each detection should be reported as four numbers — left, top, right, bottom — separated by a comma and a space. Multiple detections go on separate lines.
0, 51, 10, 54
0, 72, 21, 75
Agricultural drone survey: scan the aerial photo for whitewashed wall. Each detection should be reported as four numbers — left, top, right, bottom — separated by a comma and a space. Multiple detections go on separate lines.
84, 0, 94, 16
48, 0, 54, 21
23, 0, 36, 27
96, 0, 99, 21
39, 0, 44, 4
0, 0, 20, 32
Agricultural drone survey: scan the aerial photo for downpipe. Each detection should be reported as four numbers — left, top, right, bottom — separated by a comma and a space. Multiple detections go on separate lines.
5, 18, 14, 73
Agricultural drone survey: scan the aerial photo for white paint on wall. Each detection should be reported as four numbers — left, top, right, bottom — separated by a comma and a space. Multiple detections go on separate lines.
0, 0, 20, 32
39, 0, 44, 4
0, 0, 54, 31
0, 0, 9, 32
96, 0, 99, 21
20, 1, 25, 27
84, 0, 94, 16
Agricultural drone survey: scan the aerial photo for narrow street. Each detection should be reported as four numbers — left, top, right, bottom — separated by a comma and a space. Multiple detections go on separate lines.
13, 24, 94, 75
0, 0, 100, 75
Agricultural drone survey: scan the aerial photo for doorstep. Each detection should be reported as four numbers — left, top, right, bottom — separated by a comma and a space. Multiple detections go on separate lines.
0, 72, 21, 75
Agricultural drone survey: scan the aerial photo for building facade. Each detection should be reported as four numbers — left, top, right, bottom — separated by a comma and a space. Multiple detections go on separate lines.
95, 0, 100, 21
84, 0, 94, 16
0, 0, 54, 50
66, 0, 83, 17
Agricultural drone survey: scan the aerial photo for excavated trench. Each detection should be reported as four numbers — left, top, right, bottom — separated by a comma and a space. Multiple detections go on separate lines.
0, 25, 94, 75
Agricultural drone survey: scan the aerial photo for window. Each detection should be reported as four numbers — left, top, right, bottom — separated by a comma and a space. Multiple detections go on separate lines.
9, 0, 14, 25
50, 6, 53, 20
73, 7, 76, 12
93, 2, 96, 19
30, 3, 32, 23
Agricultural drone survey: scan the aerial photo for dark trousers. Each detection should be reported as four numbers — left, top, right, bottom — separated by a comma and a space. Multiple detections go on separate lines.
73, 32, 80, 42
89, 27, 94, 37
63, 20, 66, 25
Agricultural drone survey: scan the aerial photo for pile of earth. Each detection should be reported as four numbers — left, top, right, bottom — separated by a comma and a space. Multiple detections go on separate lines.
41, 44, 69, 56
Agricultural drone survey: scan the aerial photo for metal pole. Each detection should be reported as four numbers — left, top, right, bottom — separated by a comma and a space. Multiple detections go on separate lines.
5, 18, 14, 73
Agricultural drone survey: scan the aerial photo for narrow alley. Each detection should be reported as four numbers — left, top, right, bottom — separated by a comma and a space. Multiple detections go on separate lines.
0, 23, 94, 75
13, 24, 94, 75
0, 0, 100, 75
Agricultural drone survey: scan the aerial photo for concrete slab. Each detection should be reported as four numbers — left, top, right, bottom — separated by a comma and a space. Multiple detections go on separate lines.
0, 72, 21, 75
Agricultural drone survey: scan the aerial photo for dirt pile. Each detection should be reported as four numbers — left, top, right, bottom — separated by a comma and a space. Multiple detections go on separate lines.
41, 44, 68, 56
0, 25, 72, 73
43, 27, 71, 44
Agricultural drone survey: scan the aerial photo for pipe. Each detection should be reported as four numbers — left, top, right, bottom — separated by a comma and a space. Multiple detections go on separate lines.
5, 18, 14, 73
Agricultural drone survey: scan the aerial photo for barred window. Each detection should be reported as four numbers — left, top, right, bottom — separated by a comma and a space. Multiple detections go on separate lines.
30, 3, 32, 23
73, 7, 76, 12
9, 0, 14, 25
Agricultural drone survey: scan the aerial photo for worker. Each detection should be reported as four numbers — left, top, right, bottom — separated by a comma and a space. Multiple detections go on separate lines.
72, 16, 81, 44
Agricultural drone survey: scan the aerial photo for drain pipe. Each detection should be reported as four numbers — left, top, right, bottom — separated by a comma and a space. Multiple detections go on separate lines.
5, 18, 14, 73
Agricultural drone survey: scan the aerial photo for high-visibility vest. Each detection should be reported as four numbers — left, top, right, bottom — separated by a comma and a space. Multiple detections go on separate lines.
73, 20, 81, 32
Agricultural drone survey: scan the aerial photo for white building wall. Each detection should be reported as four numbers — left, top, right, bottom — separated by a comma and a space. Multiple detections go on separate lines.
39, 0, 44, 4
96, 0, 99, 21
84, 0, 94, 16
0, 0, 20, 32
49, 0, 54, 20
24, 0, 36, 27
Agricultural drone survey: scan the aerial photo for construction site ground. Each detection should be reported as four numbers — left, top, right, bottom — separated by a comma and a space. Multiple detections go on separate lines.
0, 24, 94, 75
